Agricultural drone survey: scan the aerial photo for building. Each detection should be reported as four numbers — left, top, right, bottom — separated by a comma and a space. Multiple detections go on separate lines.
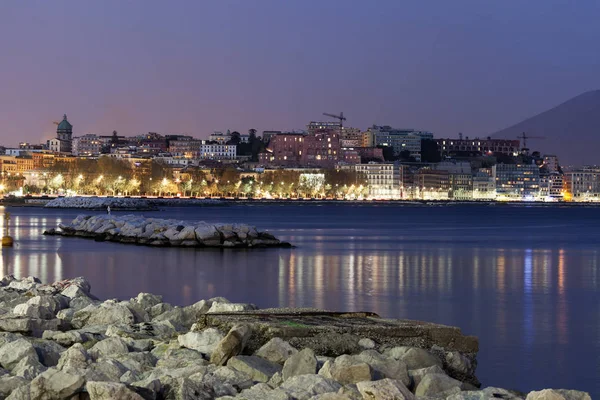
307, 121, 341, 135
301, 131, 341, 167
72, 134, 102, 156
369, 125, 433, 162
261, 131, 281, 144
543, 155, 560, 173
259, 133, 304, 166
436, 137, 520, 157
539, 172, 564, 200
339, 127, 363, 147
493, 164, 540, 200
209, 131, 231, 143
50, 114, 73, 153
168, 139, 203, 158
200, 143, 237, 160
563, 168, 600, 201
355, 163, 402, 199
473, 169, 496, 200
414, 169, 450, 200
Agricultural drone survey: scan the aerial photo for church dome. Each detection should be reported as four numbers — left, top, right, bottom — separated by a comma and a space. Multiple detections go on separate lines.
57, 114, 72, 132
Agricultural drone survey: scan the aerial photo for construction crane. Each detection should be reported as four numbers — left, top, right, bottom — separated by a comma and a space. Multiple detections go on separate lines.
517, 132, 545, 149
323, 112, 346, 127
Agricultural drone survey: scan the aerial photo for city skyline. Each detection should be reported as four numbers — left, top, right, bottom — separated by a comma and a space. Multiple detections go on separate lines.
1, 1, 599, 152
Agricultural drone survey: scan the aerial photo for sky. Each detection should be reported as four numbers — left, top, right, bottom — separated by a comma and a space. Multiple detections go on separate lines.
0, 0, 599, 146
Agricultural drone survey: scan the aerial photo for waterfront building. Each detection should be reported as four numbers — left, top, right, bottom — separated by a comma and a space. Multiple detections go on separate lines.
436, 137, 520, 157
473, 169, 496, 200
563, 168, 600, 201
543, 155, 560, 173
49, 114, 73, 154
369, 125, 433, 162
302, 131, 341, 167
539, 172, 564, 200
355, 163, 402, 199
72, 134, 102, 156
259, 133, 304, 165
493, 164, 540, 200
414, 169, 450, 200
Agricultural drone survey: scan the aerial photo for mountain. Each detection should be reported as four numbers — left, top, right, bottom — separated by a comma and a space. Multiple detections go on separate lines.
492, 90, 600, 166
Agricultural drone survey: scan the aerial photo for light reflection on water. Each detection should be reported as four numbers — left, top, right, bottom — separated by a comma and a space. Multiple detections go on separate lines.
0, 205, 599, 396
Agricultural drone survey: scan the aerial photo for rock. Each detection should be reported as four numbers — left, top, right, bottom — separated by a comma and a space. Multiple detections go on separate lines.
57, 343, 91, 370
178, 328, 225, 356
337, 384, 363, 400
268, 371, 284, 388
210, 324, 252, 366
309, 393, 352, 400
210, 366, 254, 391
133, 293, 163, 311
105, 321, 177, 341
87, 301, 136, 326
282, 348, 317, 380
255, 338, 298, 365
12, 355, 47, 380
279, 374, 342, 400
236, 382, 291, 400
318, 355, 374, 385
32, 339, 66, 367
207, 302, 257, 313
227, 355, 282, 383
384, 346, 443, 370
61, 284, 90, 300
445, 350, 475, 377
155, 347, 208, 369
0, 375, 28, 399
149, 303, 174, 319
87, 381, 146, 400
13, 303, 55, 320
8, 277, 39, 291
0, 338, 38, 370
160, 376, 214, 400
526, 389, 592, 400
0, 315, 60, 335
358, 338, 376, 349
124, 301, 151, 324
356, 378, 415, 400
415, 373, 462, 397
42, 329, 97, 346
407, 365, 445, 390
29, 368, 86, 399
86, 359, 129, 382
89, 336, 130, 360
354, 350, 409, 386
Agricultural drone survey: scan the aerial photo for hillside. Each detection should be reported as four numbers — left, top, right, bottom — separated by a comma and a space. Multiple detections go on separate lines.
492, 90, 600, 166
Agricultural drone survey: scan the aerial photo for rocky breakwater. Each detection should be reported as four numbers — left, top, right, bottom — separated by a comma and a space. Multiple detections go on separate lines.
43, 214, 291, 249
45, 197, 157, 211
0, 276, 591, 400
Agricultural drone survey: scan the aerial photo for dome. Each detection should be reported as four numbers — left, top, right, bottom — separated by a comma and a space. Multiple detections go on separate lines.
57, 114, 72, 131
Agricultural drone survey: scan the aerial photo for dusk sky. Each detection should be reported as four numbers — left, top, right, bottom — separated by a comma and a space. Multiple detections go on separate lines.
1, 1, 599, 146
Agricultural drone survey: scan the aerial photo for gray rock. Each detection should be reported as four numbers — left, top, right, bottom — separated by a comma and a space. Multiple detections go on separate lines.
87, 381, 146, 400
29, 368, 86, 399
133, 292, 163, 311
227, 355, 282, 383
0, 338, 38, 370
237, 382, 291, 400
358, 338, 376, 350
13, 303, 55, 320
105, 321, 177, 341
268, 371, 284, 388
12, 355, 47, 380
282, 348, 317, 380
61, 284, 90, 299
415, 373, 462, 397
89, 336, 130, 360
0, 375, 28, 399
178, 328, 224, 356
123, 301, 151, 324
159, 376, 215, 400
57, 343, 91, 370
85, 359, 129, 382
210, 366, 254, 391
318, 355, 373, 385
279, 374, 342, 400
526, 389, 591, 400
42, 329, 97, 346
255, 338, 298, 365
384, 346, 443, 370
87, 301, 136, 326
210, 324, 252, 366
408, 365, 445, 390
337, 384, 363, 400
310, 393, 354, 400
445, 350, 475, 376
207, 302, 257, 313
354, 350, 409, 386
155, 347, 208, 369
149, 303, 174, 319
5, 383, 31, 400
356, 378, 415, 400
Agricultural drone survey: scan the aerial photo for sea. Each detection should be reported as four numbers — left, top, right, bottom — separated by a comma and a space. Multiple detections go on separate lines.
1, 203, 599, 396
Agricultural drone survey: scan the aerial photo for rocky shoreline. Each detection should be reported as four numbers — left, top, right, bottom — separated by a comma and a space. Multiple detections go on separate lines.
43, 197, 224, 211
0, 276, 590, 400
43, 214, 292, 249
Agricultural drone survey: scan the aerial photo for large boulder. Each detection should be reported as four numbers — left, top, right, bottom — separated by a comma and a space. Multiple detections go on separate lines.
0, 338, 38, 370
282, 348, 317, 380
11, 355, 47, 380
86, 381, 146, 400
32, 339, 66, 367
356, 378, 415, 400
447, 386, 525, 400
318, 355, 374, 385
255, 338, 298, 365
354, 350, 409, 386
207, 302, 257, 313
89, 337, 130, 360
235, 382, 290, 400
415, 373, 462, 397
526, 389, 592, 400
279, 374, 342, 400
178, 328, 225, 357
210, 324, 252, 366
384, 346, 443, 370
57, 343, 91, 370
29, 368, 86, 399
0, 375, 28, 399
227, 355, 282, 383
407, 365, 445, 390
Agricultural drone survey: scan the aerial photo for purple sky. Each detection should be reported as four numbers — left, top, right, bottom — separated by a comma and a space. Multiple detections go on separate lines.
1, 0, 599, 146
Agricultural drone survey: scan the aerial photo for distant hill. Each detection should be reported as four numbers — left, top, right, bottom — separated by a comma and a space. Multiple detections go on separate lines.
492, 90, 600, 166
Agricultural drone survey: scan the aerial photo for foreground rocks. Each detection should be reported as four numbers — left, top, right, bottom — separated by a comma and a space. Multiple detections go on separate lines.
44, 196, 224, 210
43, 214, 292, 248
0, 276, 591, 400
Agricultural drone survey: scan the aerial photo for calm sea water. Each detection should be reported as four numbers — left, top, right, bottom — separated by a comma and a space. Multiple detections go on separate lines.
1, 204, 599, 396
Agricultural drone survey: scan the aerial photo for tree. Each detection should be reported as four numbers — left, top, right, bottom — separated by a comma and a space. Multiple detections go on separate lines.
227, 131, 241, 145
421, 139, 441, 163
377, 145, 395, 162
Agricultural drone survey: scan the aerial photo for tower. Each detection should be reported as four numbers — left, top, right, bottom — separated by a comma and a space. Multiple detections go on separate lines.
56, 114, 73, 153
